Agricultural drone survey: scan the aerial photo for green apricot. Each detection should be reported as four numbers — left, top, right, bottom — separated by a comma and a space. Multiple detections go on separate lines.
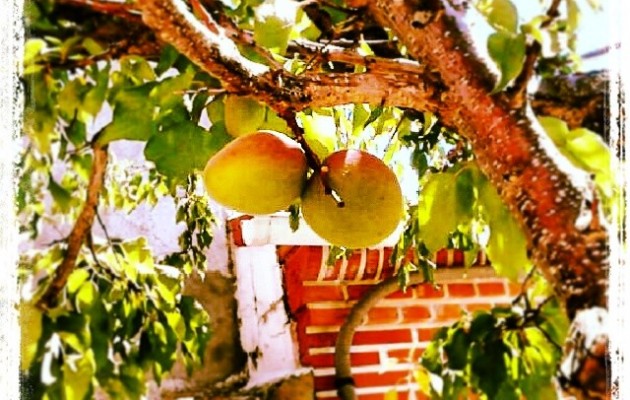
301, 149, 404, 248
224, 96, 266, 137
203, 130, 307, 215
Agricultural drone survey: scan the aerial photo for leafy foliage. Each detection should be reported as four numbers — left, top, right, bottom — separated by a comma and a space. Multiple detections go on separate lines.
18, 0, 612, 398
19, 239, 211, 400
419, 286, 568, 400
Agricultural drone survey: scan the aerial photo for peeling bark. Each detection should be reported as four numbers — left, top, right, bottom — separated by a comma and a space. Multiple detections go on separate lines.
362, 0, 609, 316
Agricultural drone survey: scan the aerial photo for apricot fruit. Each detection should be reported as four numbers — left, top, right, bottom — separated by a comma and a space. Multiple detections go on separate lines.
203, 130, 307, 214
301, 149, 404, 248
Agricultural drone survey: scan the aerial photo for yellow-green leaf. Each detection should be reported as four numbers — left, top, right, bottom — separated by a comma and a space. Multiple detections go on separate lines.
487, 32, 526, 92
475, 0, 519, 34
20, 302, 43, 371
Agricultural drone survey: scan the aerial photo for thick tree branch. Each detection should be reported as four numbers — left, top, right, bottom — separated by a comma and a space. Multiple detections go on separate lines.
136, 0, 443, 114
37, 143, 109, 309
361, 1, 608, 397
364, 0, 608, 318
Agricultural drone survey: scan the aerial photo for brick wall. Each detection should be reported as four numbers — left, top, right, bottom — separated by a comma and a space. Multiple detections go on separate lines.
279, 246, 520, 400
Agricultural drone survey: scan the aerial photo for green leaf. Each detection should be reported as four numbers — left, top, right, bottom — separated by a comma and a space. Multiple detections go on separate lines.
150, 67, 195, 109
352, 104, 370, 136
58, 79, 89, 118
24, 38, 47, 65
98, 83, 156, 145
363, 105, 383, 129
413, 367, 432, 395
565, 128, 611, 176
62, 351, 95, 400
155, 45, 181, 76
206, 96, 225, 123
444, 328, 470, 370
478, 179, 529, 281
566, 0, 581, 35
82, 37, 105, 56
76, 281, 97, 312
67, 269, 90, 294
260, 107, 289, 133
48, 174, 72, 213
120, 55, 157, 83
300, 112, 337, 160
455, 166, 477, 218
421, 327, 447, 374
83, 64, 110, 116
144, 120, 231, 180
469, 312, 496, 341
475, 0, 519, 33
471, 340, 509, 399
20, 301, 43, 371
487, 32, 526, 92
224, 95, 266, 137
538, 116, 572, 146
254, 0, 298, 55
417, 172, 460, 252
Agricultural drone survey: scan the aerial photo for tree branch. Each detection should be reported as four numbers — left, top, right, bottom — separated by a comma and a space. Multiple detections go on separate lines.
37, 142, 109, 309
362, 1, 608, 396
364, 0, 607, 318
136, 0, 443, 114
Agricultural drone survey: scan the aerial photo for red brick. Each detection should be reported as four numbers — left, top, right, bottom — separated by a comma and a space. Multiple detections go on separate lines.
401, 306, 432, 322
308, 308, 352, 326
346, 284, 377, 300
386, 286, 415, 299
284, 246, 324, 281
387, 347, 423, 362
362, 249, 384, 280
306, 352, 379, 368
415, 283, 444, 298
302, 285, 347, 303
314, 370, 410, 392
447, 283, 476, 297
343, 250, 364, 280
476, 281, 506, 296
353, 329, 413, 345
434, 304, 464, 320
303, 329, 412, 350
302, 332, 338, 349
367, 307, 399, 324
417, 327, 439, 342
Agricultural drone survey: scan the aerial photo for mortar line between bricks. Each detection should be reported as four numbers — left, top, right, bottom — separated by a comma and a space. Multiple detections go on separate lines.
309, 342, 429, 355
305, 320, 459, 334
315, 383, 420, 398
355, 249, 367, 281
304, 295, 514, 308
317, 247, 329, 282
313, 361, 417, 376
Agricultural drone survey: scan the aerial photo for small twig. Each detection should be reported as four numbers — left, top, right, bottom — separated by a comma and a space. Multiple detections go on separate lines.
508, 0, 563, 109
278, 109, 344, 207
512, 265, 537, 306
86, 231, 104, 269
37, 142, 109, 310
537, 325, 564, 351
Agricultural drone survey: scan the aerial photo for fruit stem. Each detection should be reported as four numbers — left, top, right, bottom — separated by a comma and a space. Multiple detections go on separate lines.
279, 108, 345, 207
320, 166, 345, 208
